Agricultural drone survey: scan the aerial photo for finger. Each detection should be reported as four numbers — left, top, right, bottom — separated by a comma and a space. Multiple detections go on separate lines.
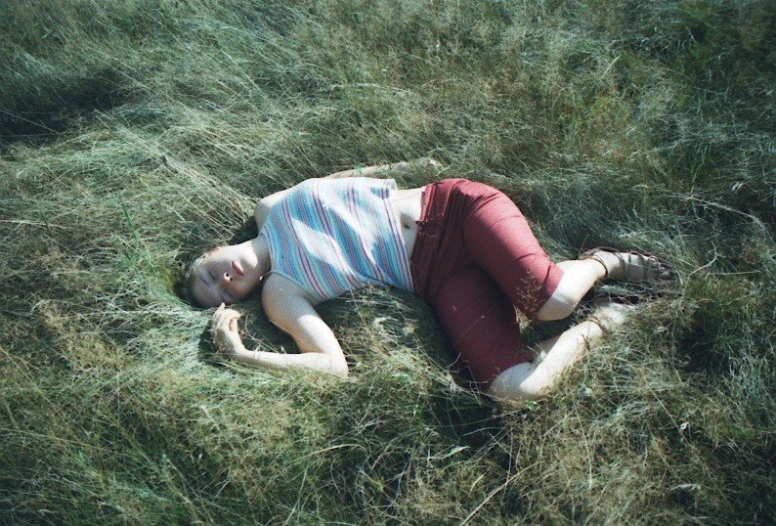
217, 310, 240, 329
219, 311, 237, 328
215, 310, 232, 329
220, 308, 239, 319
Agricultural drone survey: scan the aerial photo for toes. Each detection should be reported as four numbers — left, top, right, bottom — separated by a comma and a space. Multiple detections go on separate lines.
637, 254, 672, 282
625, 253, 653, 282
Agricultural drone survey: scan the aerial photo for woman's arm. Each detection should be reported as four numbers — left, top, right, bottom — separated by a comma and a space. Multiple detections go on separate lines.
323, 157, 441, 180
212, 276, 348, 378
254, 158, 441, 230
253, 163, 400, 229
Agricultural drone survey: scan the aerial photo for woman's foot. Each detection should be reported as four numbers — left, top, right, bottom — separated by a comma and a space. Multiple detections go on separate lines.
582, 248, 672, 283
588, 297, 636, 333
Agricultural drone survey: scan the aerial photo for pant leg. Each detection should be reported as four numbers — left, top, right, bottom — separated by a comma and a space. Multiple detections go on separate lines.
429, 266, 533, 389
455, 181, 564, 319
410, 179, 548, 389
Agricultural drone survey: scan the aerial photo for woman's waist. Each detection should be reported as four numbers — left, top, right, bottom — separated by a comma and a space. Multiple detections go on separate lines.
391, 186, 426, 260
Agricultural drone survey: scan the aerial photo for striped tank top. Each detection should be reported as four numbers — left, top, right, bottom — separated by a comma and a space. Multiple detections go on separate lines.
259, 177, 414, 304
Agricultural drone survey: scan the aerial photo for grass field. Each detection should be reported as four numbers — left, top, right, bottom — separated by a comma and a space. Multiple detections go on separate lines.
1, 0, 774, 523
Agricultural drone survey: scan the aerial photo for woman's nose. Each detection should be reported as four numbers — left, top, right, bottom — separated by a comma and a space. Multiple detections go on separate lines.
221, 272, 232, 285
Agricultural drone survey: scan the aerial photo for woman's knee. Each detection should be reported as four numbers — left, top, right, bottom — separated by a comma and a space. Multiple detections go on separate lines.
536, 291, 577, 321
486, 362, 547, 402
535, 265, 599, 321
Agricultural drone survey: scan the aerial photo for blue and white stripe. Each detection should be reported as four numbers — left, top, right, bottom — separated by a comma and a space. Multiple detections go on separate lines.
260, 177, 414, 304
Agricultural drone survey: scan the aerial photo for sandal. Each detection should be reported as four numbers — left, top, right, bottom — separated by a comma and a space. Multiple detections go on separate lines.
581, 247, 673, 283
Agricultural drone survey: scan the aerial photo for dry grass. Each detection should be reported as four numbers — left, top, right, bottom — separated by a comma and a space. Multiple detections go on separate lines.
1, 0, 774, 523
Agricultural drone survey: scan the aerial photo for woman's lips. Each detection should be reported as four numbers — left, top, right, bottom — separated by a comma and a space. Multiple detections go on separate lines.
232, 261, 245, 276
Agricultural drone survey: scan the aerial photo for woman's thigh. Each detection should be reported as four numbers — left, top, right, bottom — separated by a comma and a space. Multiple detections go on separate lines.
458, 181, 563, 319
431, 265, 534, 390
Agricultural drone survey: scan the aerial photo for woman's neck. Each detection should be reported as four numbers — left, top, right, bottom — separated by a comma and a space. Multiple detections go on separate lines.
251, 234, 271, 278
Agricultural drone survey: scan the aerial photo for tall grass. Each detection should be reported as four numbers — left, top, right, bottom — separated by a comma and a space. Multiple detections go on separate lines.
1, 0, 773, 523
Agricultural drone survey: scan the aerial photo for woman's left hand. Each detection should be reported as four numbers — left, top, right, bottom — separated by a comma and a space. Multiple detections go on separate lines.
212, 303, 245, 357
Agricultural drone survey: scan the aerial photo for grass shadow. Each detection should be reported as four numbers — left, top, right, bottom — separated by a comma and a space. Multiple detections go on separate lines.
0, 67, 128, 149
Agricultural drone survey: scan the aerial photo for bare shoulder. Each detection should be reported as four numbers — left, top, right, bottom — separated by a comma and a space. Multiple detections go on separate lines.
262, 274, 318, 320
262, 273, 310, 301
255, 181, 316, 230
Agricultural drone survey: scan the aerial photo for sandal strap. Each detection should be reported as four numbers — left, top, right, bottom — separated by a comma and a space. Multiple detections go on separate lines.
580, 247, 621, 279
581, 247, 672, 283
586, 254, 610, 278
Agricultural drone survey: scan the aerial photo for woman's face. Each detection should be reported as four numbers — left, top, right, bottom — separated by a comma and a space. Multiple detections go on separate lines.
190, 242, 263, 307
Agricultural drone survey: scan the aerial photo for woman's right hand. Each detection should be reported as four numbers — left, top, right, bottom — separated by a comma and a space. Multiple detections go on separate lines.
212, 303, 245, 357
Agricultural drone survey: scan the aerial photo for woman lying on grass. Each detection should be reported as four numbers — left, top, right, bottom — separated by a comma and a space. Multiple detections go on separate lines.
182, 159, 671, 402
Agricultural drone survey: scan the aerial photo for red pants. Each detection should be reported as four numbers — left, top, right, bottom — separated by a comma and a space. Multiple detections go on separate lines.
410, 179, 563, 389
